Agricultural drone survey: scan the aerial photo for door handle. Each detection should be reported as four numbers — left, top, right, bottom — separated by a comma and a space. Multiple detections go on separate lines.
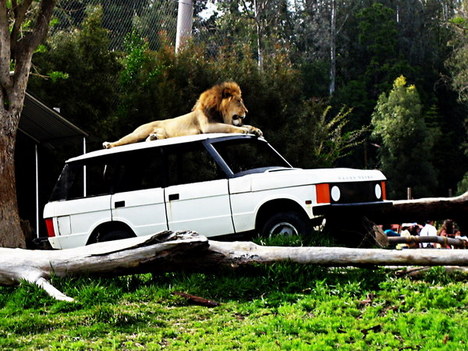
168, 193, 179, 201
115, 200, 125, 208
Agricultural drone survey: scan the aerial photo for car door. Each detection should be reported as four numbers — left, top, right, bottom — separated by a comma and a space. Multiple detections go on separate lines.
110, 148, 168, 236
163, 142, 234, 237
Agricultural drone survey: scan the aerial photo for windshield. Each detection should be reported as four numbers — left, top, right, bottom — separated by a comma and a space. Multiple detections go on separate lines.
210, 137, 292, 176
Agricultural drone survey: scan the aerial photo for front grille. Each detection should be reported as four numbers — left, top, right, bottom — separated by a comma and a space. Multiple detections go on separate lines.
330, 181, 382, 203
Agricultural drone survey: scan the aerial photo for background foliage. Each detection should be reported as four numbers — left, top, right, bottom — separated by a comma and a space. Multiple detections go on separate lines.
27, 0, 468, 199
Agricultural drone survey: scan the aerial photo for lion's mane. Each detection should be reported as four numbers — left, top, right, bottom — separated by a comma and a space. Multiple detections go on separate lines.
192, 82, 241, 123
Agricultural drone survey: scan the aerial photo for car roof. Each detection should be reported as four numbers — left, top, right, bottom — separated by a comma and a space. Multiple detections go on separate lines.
67, 133, 259, 163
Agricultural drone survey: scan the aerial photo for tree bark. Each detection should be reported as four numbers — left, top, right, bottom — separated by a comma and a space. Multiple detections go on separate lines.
0, 130, 25, 248
0, 0, 57, 248
1, 231, 467, 301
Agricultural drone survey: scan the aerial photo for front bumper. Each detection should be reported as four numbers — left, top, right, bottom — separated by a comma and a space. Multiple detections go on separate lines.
313, 200, 393, 217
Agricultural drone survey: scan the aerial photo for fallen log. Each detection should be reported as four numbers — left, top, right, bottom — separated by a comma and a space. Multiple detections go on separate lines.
386, 235, 468, 248
1, 231, 468, 301
374, 191, 468, 231
0, 231, 207, 301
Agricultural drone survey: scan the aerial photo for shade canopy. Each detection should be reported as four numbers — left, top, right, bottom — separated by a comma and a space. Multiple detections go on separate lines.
19, 93, 88, 144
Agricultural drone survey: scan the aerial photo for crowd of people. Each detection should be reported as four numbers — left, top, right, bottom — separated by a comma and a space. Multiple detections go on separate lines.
382, 219, 466, 249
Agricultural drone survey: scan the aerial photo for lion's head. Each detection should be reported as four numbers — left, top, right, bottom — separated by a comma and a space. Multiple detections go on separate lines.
193, 82, 248, 125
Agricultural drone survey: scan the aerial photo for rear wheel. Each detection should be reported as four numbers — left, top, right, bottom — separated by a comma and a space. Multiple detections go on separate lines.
260, 211, 311, 237
97, 229, 134, 243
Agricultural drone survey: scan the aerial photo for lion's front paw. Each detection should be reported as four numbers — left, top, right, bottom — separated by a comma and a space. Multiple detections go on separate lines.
248, 126, 263, 137
103, 142, 112, 149
146, 133, 158, 141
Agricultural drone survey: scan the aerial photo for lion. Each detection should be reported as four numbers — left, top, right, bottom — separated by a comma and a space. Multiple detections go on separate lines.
102, 82, 262, 149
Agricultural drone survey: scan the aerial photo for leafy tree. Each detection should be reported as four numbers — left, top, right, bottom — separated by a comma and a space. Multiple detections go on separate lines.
446, 0, 468, 104
291, 98, 367, 168
0, 0, 58, 248
371, 76, 437, 199
335, 3, 415, 126
133, 0, 178, 51
29, 5, 121, 148
53, 0, 151, 49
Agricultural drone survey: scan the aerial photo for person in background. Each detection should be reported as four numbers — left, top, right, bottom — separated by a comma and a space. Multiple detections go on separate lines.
398, 223, 420, 249
438, 219, 461, 249
383, 224, 400, 237
409, 223, 422, 236
419, 220, 437, 248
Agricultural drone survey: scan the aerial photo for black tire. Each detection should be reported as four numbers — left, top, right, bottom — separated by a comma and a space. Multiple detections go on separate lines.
97, 229, 134, 243
323, 215, 373, 247
260, 211, 311, 237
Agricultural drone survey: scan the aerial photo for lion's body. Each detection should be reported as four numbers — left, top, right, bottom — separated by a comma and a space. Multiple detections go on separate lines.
103, 82, 262, 148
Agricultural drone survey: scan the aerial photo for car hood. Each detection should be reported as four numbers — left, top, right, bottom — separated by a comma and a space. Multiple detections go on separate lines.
229, 167, 386, 193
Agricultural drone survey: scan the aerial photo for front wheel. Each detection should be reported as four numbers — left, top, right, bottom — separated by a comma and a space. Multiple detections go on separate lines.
260, 211, 311, 237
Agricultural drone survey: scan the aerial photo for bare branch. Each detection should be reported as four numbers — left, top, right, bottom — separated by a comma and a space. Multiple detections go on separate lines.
10, 0, 33, 57
11, 0, 56, 108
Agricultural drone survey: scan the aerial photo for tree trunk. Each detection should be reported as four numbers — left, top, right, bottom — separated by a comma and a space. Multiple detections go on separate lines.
329, 0, 336, 95
0, 0, 57, 248
0, 118, 25, 248
1, 231, 467, 301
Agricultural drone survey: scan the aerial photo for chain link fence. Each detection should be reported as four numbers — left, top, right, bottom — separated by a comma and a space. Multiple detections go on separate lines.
52, 0, 218, 52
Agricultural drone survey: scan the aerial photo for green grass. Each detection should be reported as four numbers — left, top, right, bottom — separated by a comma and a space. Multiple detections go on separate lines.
0, 237, 467, 350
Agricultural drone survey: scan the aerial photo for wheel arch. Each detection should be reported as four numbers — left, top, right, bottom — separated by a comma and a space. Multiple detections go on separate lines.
255, 199, 309, 232
86, 221, 136, 245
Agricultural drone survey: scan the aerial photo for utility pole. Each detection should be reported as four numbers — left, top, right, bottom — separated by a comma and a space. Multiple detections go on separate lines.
176, 0, 193, 53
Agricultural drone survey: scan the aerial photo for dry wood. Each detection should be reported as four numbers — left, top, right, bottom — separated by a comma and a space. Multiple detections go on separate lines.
172, 291, 220, 307
387, 235, 468, 248
0, 231, 207, 301
1, 230, 468, 301
374, 191, 468, 231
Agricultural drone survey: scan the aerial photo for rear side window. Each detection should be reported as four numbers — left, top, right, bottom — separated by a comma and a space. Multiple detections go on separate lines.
50, 148, 165, 201
50, 157, 111, 201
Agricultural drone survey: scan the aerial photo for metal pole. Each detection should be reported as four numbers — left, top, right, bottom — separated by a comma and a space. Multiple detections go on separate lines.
407, 187, 412, 200
175, 0, 193, 53
35, 143, 40, 238
83, 137, 87, 197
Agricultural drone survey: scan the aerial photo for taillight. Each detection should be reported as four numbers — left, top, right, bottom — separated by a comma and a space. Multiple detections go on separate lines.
381, 181, 387, 200
45, 218, 56, 237
316, 183, 330, 203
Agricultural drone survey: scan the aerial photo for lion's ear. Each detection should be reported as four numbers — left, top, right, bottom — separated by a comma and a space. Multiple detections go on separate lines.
222, 88, 233, 99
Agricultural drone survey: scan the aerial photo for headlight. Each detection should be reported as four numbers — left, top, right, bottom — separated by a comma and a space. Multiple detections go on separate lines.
331, 185, 341, 202
375, 183, 382, 199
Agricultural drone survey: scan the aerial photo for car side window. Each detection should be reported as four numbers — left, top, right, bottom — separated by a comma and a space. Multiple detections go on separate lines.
50, 157, 112, 201
110, 148, 164, 192
86, 160, 111, 197
165, 142, 223, 186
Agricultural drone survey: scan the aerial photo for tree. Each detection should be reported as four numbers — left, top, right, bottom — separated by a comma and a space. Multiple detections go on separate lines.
446, 0, 468, 103
290, 98, 366, 168
29, 5, 121, 148
371, 76, 437, 199
0, 0, 58, 248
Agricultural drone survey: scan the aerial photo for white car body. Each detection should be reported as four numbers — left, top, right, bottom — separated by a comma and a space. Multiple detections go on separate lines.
44, 133, 389, 249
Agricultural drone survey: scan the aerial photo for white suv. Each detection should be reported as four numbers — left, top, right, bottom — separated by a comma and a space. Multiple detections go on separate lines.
43, 134, 390, 249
